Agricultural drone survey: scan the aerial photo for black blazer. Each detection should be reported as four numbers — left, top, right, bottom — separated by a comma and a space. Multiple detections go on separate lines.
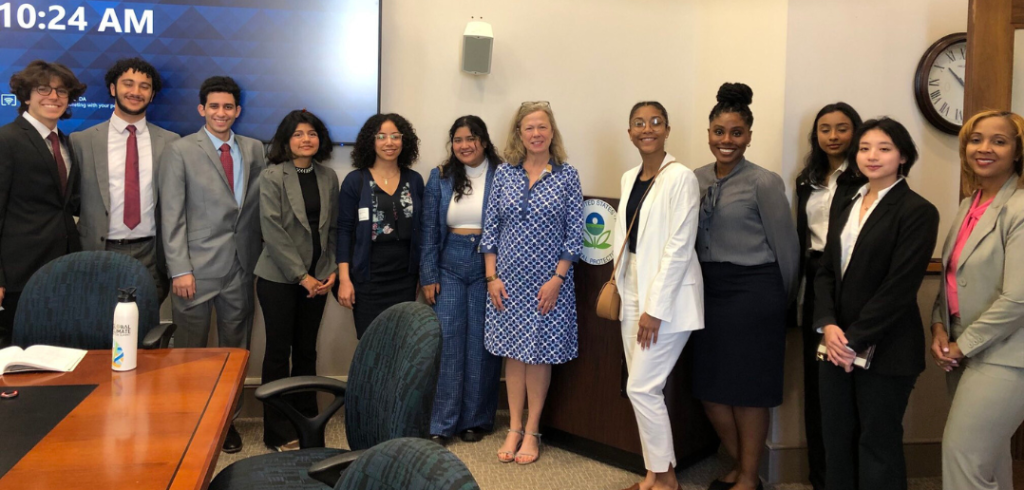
0, 115, 82, 292
795, 168, 866, 265
812, 180, 938, 377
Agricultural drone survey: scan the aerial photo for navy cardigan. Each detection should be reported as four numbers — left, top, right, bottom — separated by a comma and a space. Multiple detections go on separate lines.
336, 167, 424, 284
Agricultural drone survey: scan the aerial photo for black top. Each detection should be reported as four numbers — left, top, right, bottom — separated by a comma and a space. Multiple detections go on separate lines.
625, 173, 653, 254
370, 173, 414, 243
297, 168, 321, 275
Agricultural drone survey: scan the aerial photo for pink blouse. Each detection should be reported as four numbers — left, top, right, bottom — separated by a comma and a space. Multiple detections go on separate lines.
946, 192, 994, 317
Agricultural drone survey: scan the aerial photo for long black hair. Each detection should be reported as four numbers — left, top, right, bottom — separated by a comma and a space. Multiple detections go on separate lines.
798, 102, 863, 187
267, 109, 333, 164
708, 82, 753, 127
442, 115, 502, 202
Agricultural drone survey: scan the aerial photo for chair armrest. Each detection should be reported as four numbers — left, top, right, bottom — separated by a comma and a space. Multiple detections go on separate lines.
255, 376, 347, 449
308, 450, 365, 488
141, 321, 176, 349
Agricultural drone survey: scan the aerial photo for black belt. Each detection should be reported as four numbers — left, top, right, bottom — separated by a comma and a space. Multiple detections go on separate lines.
106, 236, 154, 246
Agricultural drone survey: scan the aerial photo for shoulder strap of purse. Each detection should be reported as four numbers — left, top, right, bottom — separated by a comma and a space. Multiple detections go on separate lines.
607, 161, 678, 281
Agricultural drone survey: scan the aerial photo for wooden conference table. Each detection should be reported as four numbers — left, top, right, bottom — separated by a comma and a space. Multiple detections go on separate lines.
0, 348, 248, 490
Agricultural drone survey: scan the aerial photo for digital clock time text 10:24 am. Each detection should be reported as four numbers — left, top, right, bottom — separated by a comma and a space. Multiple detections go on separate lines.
0, 3, 153, 34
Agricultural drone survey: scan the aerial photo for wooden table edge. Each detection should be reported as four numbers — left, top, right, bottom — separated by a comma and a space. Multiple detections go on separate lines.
168, 348, 248, 490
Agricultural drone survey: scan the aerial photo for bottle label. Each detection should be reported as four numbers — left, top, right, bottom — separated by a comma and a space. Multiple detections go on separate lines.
114, 324, 132, 336
113, 340, 125, 369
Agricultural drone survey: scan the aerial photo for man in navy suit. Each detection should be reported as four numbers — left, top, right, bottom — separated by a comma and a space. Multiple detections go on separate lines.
0, 60, 87, 347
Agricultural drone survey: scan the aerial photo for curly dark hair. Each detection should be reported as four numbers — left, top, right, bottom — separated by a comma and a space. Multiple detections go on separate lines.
708, 82, 754, 128
268, 110, 334, 164
442, 115, 502, 202
350, 113, 420, 169
9, 60, 87, 119
798, 102, 863, 187
104, 57, 162, 95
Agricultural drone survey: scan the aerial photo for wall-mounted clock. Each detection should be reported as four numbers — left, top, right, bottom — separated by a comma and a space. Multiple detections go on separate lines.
914, 32, 967, 135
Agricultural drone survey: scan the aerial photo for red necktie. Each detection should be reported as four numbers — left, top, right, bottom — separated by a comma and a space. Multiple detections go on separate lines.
46, 132, 67, 195
220, 143, 234, 193
123, 125, 140, 230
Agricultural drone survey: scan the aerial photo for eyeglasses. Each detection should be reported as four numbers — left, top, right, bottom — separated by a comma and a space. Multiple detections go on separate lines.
631, 117, 665, 130
520, 100, 551, 108
375, 133, 403, 141
35, 86, 69, 98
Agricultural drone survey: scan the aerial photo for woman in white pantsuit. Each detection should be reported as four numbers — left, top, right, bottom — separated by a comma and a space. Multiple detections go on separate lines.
615, 102, 704, 490
931, 110, 1024, 490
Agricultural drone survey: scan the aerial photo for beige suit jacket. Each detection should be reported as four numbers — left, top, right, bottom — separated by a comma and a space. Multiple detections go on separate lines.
933, 175, 1024, 367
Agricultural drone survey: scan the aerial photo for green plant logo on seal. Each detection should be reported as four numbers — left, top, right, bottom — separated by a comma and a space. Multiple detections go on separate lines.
581, 199, 617, 265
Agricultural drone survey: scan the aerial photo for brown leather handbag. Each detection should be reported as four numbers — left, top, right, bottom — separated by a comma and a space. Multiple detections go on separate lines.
595, 162, 674, 321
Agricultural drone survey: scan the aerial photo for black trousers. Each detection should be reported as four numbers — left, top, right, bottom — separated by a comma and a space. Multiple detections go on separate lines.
256, 277, 327, 447
0, 291, 20, 348
801, 251, 826, 490
819, 361, 917, 490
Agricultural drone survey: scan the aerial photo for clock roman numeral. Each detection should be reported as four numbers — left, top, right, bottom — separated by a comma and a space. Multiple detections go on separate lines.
960, 47, 965, 59
933, 64, 946, 70
940, 102, 949, 116
930, 90, 941, 101
945, 51, 956, 62
928, 78, 940, 86
955, 109, 963, 123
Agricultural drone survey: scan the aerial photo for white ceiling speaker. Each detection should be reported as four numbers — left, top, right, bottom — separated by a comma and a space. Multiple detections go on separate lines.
462, 19, 493, 75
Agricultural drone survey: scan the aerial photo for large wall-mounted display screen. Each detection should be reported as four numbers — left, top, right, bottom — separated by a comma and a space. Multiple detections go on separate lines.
0, 0, 380, 143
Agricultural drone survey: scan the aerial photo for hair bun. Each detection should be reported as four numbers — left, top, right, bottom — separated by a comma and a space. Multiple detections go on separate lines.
716, 83, 753, 106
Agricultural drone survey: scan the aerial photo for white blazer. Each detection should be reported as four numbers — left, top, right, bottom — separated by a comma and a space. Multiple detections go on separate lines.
613, 153, 704, 333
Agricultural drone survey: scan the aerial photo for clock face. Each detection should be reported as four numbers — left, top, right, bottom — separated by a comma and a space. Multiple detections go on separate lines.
926, 41, 967, 126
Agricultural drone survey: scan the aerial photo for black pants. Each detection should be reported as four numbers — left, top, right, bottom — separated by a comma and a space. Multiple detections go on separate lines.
801, 251, 826, 489
352, 240, 417, 339
256, 277, 327, 447
0, 291, 20, 348
819, 362, 917, 490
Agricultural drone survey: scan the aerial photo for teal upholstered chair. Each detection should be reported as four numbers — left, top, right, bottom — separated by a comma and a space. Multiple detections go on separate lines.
209, 302, 443, 490
334, 438, 478, 490
12, 251, 174, 349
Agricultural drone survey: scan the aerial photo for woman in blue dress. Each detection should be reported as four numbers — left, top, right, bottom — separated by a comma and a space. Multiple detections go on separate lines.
480, 101, 583, 465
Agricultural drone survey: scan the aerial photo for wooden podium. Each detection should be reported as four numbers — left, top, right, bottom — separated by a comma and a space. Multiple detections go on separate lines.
540, 196, 718, 473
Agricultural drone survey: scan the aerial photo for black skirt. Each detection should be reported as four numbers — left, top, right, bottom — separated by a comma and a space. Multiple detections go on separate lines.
352, 240, 418, 339
691, 261, 787, 407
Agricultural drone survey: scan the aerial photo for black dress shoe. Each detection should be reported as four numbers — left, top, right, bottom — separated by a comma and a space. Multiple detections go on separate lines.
222, 424, 242, 453
429, 434, 450, 446
459, 428, 487, 443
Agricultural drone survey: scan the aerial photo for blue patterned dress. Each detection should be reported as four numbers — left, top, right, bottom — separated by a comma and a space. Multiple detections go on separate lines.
480, 161, 584, 364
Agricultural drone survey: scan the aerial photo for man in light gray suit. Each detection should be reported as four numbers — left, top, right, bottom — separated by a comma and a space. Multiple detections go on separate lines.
159, 76, 264, 453
73, 58, 179, 303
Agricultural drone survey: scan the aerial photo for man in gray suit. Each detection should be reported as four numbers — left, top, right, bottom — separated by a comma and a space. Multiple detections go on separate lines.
159, 76, 264, 452
72, 58, 179, 303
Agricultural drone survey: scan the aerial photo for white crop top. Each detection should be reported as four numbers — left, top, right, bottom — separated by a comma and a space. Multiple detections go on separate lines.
446, 161, 488, 229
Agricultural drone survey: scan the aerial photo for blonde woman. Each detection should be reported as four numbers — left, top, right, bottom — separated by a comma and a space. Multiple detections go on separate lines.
480, 101, 583, 465
932, 110, 1024, 490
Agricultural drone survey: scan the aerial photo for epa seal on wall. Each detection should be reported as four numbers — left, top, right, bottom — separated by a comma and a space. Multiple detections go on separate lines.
581, 199, 617, 266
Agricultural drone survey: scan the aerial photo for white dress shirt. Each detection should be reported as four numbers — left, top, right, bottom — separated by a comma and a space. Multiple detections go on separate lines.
806, 163, 847, 252
22, 112, 70, 178
840, 177, 903, 278
107, 114, 156, 239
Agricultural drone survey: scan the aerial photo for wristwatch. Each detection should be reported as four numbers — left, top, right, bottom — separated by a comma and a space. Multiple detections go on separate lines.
552, 271, 568, 283
485, 273, 500, 283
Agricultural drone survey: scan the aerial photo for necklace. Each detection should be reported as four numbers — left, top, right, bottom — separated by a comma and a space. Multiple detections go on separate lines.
294, 165, 313, 174
373, 168, 400, 185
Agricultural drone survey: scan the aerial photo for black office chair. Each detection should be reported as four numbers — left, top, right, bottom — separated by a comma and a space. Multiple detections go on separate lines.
12, 251, 174, 349
333, 438, 478, 490
209, 302, 443, 490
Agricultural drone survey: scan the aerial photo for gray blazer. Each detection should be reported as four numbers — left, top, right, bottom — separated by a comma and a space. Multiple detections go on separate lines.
933, 175, 1024, 368
159, 128, 266, 280
71, 121, 180, 254
254, 162, 339, 283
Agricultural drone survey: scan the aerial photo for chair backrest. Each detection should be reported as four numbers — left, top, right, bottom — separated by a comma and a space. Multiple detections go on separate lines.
12, 251, 161, 349
345, 302, 442, 451
335, 438, 478, 490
